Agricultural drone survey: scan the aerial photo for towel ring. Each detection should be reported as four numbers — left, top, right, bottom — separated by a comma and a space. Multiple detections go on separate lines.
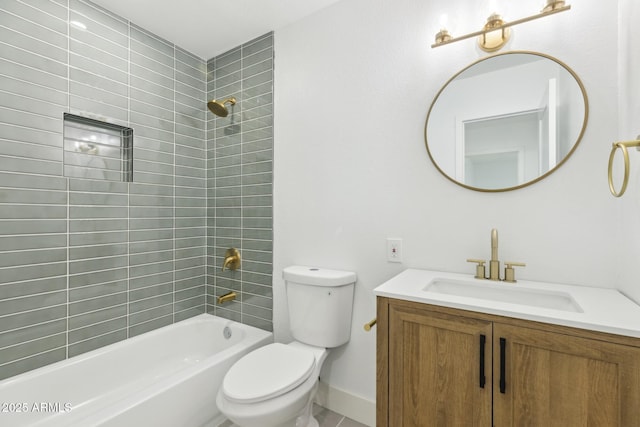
608, 138, 640, 197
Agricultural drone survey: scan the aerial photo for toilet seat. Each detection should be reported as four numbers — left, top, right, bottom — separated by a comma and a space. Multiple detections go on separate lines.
222, 343, 316, 404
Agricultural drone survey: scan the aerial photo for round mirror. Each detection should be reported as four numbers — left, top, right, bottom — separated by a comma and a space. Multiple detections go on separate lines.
425, 51, 588, 192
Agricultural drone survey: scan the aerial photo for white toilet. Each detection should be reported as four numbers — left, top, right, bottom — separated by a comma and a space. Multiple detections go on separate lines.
216, 265, 357, 427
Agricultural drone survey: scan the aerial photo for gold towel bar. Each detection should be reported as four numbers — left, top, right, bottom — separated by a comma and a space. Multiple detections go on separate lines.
364, 318, 377, 331
608, 137, 640, 197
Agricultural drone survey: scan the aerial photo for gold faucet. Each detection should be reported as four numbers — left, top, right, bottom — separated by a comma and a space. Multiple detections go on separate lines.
221, 248, 241, 271
217, 291, 237, 304
489, 228, 500, 281
467, 228, 526, 282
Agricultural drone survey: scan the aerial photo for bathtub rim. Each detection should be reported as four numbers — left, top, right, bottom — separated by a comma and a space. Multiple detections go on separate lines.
0, 313, 272, 388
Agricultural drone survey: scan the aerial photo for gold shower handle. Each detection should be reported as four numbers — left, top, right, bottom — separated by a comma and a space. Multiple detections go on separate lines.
221, 248, 241, 271
608, 138, 640, 197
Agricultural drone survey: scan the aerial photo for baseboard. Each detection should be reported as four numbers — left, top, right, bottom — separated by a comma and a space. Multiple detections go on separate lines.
315, 381, 375, 427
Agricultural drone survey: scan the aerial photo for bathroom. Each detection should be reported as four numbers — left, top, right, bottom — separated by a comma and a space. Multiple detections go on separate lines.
1, 0, 639, 426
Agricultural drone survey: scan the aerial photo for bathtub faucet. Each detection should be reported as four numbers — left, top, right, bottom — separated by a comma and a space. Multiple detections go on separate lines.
217, 291, 237, 305
222, 248, 241, 271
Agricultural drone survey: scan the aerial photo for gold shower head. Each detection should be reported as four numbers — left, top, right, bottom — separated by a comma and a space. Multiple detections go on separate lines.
207, 97, 237, 117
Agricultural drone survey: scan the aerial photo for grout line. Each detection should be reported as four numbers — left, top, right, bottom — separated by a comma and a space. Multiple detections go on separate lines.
65, 0, 71, 361
239, 41, 245, 324
67, 326, 127, 348
172, 41, 176, 324
67, 314, 126, 334
1, 8, 67, 39
209, 53, 215, 316
0, 345, 66, 369
126, 16, 131, 339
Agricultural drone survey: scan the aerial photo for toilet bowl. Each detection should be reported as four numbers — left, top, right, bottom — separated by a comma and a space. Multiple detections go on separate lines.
216, 342, 327, 427
216, 266, 357, 427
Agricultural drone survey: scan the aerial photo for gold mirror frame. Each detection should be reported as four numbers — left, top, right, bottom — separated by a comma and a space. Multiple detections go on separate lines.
424, 51, 589, 192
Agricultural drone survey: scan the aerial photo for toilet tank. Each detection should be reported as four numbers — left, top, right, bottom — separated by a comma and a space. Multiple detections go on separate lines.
283, 266, 356, 348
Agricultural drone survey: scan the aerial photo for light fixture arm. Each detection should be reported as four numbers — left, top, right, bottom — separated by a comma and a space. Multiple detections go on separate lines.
431, 4, 571, 49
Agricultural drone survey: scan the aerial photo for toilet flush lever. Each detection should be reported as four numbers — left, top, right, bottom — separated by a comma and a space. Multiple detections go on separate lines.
364, 318, 377, 331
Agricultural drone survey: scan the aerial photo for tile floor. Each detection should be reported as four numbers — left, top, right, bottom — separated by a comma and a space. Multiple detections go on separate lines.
218, 403, 369, 427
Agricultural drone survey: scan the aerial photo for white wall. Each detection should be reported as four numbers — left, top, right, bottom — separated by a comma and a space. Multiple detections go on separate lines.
273, 0, 629, 422
618, 0, 640, 302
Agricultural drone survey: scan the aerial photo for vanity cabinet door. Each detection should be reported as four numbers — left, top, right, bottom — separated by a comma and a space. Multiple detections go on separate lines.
493, 323, 640, 427
386, 302, 492, 427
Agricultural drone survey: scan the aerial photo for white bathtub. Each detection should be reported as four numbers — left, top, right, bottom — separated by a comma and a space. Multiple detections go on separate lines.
0, 314, 272, 427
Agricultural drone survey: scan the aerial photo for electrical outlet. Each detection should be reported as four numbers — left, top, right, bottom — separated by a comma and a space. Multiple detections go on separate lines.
387, 238, 403, 263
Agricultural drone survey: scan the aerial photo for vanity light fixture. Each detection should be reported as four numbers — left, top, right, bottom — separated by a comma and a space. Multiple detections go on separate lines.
432, 0, 570, 52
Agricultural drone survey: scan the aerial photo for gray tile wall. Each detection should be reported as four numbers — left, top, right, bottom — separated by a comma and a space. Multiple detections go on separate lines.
0, 0, 208, 380
0, 0, 273, 382
206, 34, 274, 331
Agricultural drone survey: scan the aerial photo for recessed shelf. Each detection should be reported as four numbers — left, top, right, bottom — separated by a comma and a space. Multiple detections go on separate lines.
63, 113, 133, 182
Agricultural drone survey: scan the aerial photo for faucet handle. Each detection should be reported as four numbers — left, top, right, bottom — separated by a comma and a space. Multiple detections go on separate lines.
504, 262, 526, 283
467, 259, 487, 279
221, 248, 241, 272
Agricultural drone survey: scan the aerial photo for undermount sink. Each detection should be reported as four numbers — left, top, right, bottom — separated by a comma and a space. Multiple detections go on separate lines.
375, 269, 640, 338
424, 278, 584, 313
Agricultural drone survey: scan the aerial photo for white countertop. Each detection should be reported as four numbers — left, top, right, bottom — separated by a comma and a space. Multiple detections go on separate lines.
374, 269, 640, 339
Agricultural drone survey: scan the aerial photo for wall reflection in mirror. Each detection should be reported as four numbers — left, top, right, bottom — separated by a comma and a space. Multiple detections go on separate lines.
425, 51, 588, 192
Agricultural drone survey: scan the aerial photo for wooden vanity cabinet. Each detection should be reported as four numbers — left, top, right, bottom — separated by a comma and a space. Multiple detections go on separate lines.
377, 297, 640, 427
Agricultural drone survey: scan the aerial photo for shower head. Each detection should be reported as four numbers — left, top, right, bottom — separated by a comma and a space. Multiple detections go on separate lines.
207, 97, 237, 117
